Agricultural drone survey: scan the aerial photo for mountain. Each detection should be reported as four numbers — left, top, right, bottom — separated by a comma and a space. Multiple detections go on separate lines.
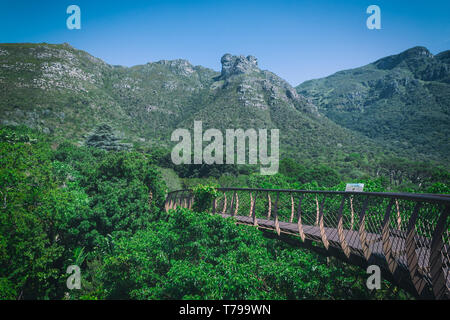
296, 46, 450, 163
0, 43, 394, 172
0, 43, 217, 144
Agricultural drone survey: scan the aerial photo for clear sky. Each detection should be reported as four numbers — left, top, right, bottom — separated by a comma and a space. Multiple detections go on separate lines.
1, 0, 449, 85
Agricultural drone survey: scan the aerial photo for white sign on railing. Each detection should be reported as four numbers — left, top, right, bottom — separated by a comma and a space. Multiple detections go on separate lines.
345, 183, 364, 192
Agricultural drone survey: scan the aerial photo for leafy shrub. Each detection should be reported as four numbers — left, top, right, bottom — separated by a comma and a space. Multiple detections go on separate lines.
192, 184, 219, 212
94, 207, 409, 299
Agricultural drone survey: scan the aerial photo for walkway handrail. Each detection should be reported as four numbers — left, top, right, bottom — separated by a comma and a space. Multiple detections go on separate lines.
168, 188, 450, 202
165, 187, 450, 300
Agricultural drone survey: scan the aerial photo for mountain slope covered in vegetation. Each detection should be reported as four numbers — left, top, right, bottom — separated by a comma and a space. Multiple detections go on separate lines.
297, 46, 450, 162
0, 44, 404, 165
1, 43, 448, 183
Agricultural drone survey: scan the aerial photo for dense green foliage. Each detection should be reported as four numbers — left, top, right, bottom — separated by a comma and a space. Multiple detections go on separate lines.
84, 123, 132, 151
174, 155, 449, 193
1, 125, 432, 300
191, 184, 220, 213
0, 126, 165, 299
1, 43, 448, 301
90, 207, 409, 300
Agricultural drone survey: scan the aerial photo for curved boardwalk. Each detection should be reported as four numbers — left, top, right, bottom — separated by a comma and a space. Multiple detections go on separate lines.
165, 188, 450, 299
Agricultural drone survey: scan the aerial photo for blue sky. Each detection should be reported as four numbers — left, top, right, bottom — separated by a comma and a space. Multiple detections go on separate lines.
1, 0, 449, 85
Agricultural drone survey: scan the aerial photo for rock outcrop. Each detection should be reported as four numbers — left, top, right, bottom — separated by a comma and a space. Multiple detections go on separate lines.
219, 54, 259, 79
214, 53, 318, 114
155, 59, 195, 76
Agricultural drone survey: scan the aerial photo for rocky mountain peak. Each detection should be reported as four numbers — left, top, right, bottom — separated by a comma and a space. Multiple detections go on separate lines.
154, 59, 195, 76
212, 53, 319, 115
398, 46, 433, 60
374, 46, 434, 70
219, 54, 259, 79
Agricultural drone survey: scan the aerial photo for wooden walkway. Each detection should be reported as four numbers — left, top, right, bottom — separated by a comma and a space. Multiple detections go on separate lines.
220, 213, 446, 281
165, 188, 450, 299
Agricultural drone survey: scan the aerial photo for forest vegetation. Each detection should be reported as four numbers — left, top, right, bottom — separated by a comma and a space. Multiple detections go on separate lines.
1, 125, 448, 299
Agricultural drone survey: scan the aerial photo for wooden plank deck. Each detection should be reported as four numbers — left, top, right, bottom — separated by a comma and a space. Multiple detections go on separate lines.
220, 213, 446, 278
